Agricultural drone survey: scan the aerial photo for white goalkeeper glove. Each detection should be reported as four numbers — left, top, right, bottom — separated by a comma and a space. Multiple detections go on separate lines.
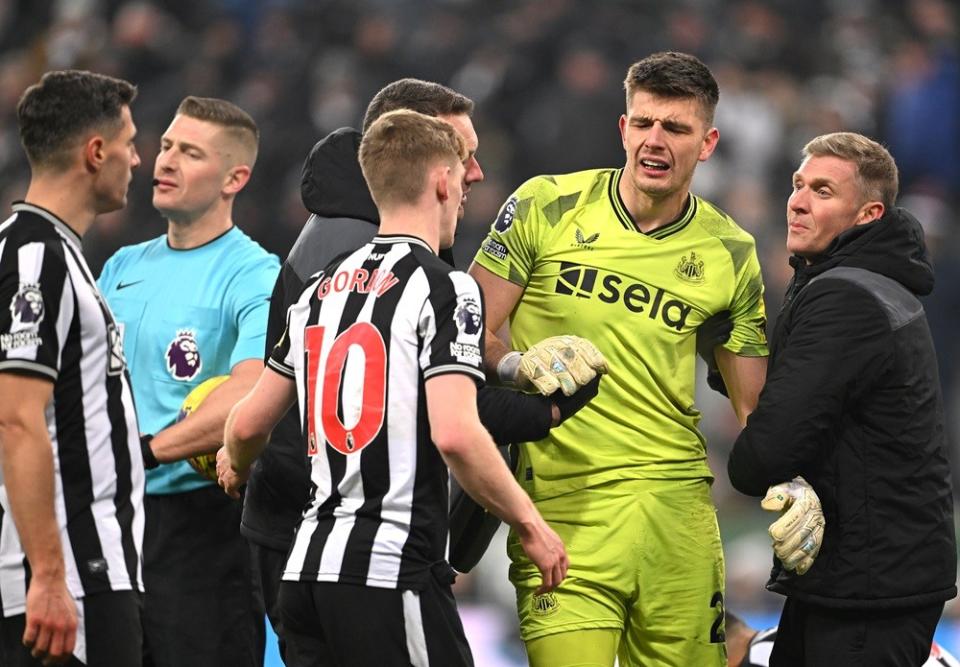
497, 335, 609, 396
761, 476, 825, 576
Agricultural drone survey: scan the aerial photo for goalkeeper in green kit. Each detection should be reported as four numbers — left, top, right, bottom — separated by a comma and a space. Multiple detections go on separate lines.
468, 52, 824, 667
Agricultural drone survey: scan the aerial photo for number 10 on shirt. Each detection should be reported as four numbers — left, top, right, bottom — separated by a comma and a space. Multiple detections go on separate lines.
305, 322, 387, 456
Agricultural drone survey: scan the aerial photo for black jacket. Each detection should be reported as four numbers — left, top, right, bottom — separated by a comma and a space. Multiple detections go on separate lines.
728, 208, 956, 609
241, 128, 554, 569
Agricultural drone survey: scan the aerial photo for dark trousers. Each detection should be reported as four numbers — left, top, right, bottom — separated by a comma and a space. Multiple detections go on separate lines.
142, 486, 265, 667
277, 564, 473, 667
771, 596, 944, 667
0, 590, 142, 667
249, 540, 289, 663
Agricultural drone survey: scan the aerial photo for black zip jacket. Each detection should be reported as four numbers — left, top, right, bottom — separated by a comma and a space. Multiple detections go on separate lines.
241, 128, 554, 569
728, 208, 956, 609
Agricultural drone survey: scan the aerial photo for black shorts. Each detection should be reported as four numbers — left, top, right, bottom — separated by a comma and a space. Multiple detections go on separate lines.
142, 486, 264, 667
278, 562, 473, 667
771, 596, 944, 667
249, 541, 289, 661
0, 590, 142, 666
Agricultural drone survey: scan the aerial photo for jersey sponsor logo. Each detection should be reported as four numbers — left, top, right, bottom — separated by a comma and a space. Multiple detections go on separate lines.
316, 268, 398, 299
574, 228, 599, 247
454, 295, 482, 336
554, 262, 693, 331
449, 341, 481, 365
531, 592, 560, 617
9, 282, 44, 330
166, 329, 202, 380
494, 196, 518, 233
481, 238, 508, 260
674, 251, 705, 284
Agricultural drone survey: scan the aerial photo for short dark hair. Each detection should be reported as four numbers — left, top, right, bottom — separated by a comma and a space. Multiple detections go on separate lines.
17, 70, 137, 169
362, 78, 474, 133
176, 96, 259, 166
623, 52, 719, 124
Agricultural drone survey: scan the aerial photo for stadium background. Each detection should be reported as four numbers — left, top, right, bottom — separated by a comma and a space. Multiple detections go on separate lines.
1, 0, 958, 663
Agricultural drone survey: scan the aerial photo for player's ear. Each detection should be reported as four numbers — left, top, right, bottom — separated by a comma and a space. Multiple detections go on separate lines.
84, 134, 106, 173
435, 165, 450, 204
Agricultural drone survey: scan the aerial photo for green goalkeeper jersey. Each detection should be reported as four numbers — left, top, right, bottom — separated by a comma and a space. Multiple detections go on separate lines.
474, 168, 768, 500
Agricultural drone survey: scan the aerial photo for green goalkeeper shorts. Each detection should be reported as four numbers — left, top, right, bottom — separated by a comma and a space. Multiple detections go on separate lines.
507, 477, 727, 667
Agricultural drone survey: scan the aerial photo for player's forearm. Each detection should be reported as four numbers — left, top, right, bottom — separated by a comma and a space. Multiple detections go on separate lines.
436, 423, 540, 530
151, 372, 258, 462
223, 396, 270, 472
0, 423, 66, 580
483, 328, 514, 376
716, 350, 767, 427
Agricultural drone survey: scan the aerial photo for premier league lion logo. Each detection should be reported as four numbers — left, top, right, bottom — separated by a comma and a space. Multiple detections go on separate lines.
9, 284, 44, 331
166, 330, 202, 380
454, 296, 482, 336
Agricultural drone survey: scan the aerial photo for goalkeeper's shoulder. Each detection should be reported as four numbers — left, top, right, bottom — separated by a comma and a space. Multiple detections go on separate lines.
512, 169, 611, 208
691, 195, 760, 246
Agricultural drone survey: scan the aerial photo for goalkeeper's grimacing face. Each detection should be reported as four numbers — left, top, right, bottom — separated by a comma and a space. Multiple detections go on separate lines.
618, 91, 718, 201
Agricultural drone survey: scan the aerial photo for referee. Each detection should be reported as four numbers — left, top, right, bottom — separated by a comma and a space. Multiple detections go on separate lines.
0, 71, 145, 666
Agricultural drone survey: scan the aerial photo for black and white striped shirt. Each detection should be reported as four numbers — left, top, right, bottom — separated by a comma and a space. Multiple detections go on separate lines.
269, 235, 485, 590
0, 203, 145, 617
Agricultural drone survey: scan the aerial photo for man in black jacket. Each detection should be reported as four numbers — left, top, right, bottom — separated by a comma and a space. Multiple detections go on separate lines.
230, 78, 601, 663
728, 132, 957, 666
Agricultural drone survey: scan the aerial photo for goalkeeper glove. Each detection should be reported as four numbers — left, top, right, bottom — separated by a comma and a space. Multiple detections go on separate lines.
497, 335, 608, 396
761, 476, 825, 575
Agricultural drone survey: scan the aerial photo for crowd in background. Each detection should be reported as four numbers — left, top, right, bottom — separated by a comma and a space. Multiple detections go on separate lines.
1, 0, 958, 660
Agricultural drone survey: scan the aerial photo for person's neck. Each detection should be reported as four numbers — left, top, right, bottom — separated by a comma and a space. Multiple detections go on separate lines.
23, 176, 97, 238
618, 176, 690, 234
377, 209, 439, 254
165, 202, 234, 249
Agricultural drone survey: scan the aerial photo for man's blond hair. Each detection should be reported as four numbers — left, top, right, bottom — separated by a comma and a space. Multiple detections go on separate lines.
359, 110, 466, 208
802, 132, 899, 210
176, 95, 259, 167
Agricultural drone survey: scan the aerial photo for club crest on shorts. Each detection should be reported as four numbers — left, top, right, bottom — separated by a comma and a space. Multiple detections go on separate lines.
9, 283, 44, 331
531, 592, 560, 617
454, 295, 482, 336
166, 329, 202, 380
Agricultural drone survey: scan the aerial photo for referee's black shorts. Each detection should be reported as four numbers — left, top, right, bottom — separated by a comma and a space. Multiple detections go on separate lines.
278, 562, 473, 666
0, 589, 141, 666
142, 485, 264, 667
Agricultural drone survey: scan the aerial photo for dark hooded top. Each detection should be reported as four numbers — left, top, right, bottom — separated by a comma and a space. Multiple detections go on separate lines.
241, 129, 554, 570
728, 208, 957, 609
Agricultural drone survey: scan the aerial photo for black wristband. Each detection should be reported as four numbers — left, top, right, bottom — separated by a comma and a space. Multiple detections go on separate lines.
140, 434, 159, 470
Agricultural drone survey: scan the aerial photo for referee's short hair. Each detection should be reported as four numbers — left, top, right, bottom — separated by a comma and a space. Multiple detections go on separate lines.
359, 109, 467, 209
624, 51, 719, 125
17, 70, 137, 170
362, 78, 474, 133
176, 96, 260, 168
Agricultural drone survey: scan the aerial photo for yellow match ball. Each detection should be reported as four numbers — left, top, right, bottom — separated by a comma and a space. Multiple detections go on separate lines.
176, 375, 230, 482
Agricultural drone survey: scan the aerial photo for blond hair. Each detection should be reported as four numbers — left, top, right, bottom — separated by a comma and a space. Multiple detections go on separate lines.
176, 96, 259, 167
359, 109, 466, 208
803, 132, 899, 209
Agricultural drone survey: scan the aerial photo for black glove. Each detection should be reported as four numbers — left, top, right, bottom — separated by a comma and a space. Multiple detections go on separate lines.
140, 434, 159, 470
696, 310, 732, 397
549, 375, 601, 424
